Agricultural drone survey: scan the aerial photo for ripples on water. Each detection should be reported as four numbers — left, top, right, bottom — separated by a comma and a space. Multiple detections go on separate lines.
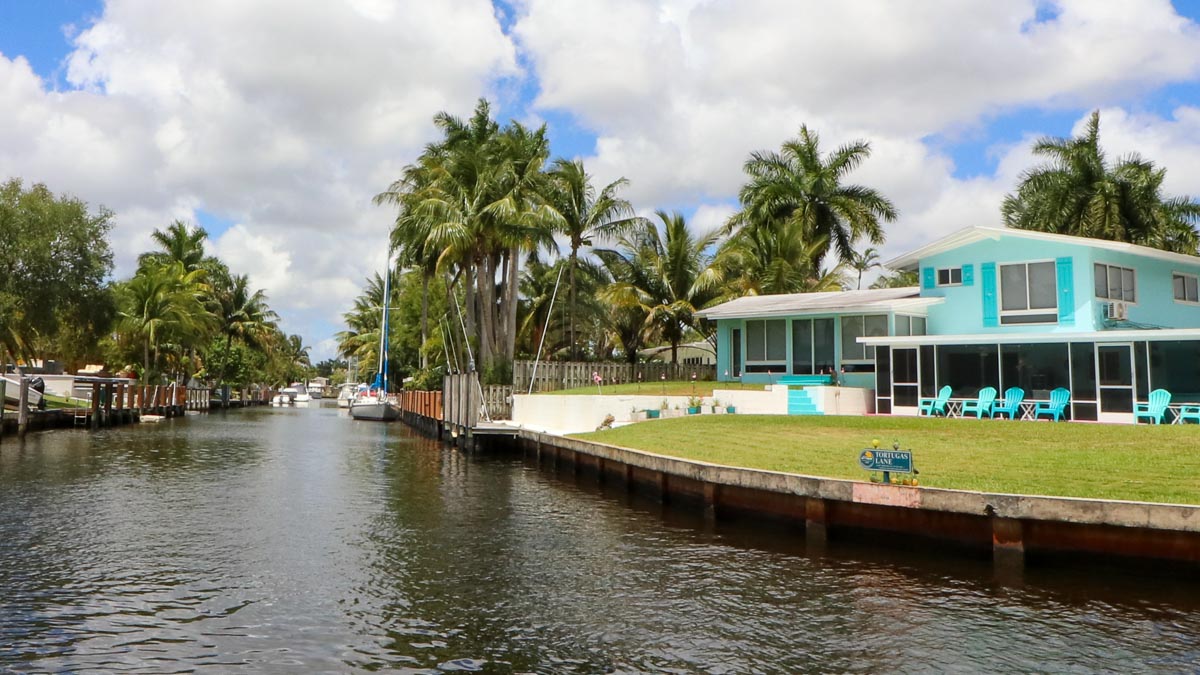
2, 406, 1200, 673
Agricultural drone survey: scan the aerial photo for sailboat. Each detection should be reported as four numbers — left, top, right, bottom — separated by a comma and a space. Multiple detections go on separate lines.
349, 261, 401, 422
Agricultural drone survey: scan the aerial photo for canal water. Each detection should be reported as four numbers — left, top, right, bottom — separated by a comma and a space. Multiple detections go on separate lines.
2, 406, 1199, 673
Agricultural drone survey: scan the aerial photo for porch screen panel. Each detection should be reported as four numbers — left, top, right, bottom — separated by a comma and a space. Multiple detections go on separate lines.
999, 343, 1069, 399
1070, 342, 1097, 421
746, 321, 765, 361
841, 316, 864, 360
791, 319, 813, 375
765, 320, 787, 361
936, 344, 999, 398
892, 349, 919, 407
920, 345, 936, 398
1149, 341, 1200, 403
1134, 342, 1149, 400
813, 319, 835, 373
875, 346, 891, 414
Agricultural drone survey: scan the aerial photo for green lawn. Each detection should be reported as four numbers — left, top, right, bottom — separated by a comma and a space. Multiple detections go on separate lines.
538, 380, 764, 397
572, 415, 1200, 505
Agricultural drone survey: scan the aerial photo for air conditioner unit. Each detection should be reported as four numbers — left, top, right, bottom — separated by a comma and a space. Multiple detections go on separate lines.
1105, 301, 1128, 321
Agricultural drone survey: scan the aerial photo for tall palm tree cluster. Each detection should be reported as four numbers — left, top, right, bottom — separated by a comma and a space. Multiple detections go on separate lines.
349, 102, 897, 383
352, 105, 1199, 389
110, 221, 311, 386
1003, 111, 1200, 251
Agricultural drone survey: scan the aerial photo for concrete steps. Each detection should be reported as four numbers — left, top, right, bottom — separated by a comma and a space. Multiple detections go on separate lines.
787, 388, 823, 416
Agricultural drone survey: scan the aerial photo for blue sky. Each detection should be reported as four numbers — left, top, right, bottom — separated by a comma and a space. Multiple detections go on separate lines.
2, 1, 1200, 360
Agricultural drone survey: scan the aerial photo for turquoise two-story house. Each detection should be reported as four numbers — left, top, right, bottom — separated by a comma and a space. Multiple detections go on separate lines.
699, 226, 1200, 423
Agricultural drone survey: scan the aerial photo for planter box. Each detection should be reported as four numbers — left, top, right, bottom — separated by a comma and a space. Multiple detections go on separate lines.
687, 406, 701, 415
664, 409, 684, 418
630, 411, 646, 422
726, 406, 737, 414
646, 409, 661, 419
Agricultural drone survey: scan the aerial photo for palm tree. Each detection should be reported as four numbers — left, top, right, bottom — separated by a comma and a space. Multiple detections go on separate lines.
597, 211, 723, 364
847, 246, 881, 290
138, 220, 210, 273
543, 158, 641, 359
1003, 110, 1200, 253
213, 272, 276, 383
715, 218, 846, 295
732, 125, 897, 269
117, 262, 214, 378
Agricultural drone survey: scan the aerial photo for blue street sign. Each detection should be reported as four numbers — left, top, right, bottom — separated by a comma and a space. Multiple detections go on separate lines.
859, 449, 913, 473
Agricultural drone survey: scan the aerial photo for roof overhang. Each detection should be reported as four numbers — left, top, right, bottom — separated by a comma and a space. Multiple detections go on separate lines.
884, 225, 1200, 272
859, 327, 1200, 347
696, 287, 939, 320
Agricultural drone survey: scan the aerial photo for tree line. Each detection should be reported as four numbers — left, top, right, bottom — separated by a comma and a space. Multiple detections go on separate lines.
347, 104, 1200, 389
0, 179, 311, 387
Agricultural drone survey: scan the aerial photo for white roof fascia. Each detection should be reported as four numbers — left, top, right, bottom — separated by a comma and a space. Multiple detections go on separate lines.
699, 297, 941, 320
859, 327, 1200, 347
883, 226, 1200, 271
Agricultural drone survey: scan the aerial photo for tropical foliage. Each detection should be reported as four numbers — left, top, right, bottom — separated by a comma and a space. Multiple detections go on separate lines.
363, 104, 898, 383
1003, 110, 1200, 253
1, 184, 305, 388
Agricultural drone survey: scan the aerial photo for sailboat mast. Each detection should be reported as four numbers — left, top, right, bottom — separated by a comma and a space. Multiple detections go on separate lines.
380, 261, 392, 394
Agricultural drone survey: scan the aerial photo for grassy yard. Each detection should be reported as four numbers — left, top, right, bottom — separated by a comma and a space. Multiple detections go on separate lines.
538, 380, 764, 397
572, 415, 1200, 505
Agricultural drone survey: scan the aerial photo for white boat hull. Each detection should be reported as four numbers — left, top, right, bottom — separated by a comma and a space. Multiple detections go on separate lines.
2, 376, 43, 407
349, 401, 400, 421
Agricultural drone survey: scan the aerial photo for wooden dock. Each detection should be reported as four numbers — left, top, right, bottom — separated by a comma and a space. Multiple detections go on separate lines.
0, 377, 274, 439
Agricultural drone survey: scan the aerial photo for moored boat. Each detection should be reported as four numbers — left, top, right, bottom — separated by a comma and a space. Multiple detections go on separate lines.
349, 258, 400, 422
2, 375, 44, 408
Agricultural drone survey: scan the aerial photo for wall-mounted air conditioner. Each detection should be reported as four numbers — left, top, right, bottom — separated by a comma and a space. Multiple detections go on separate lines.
1104, 301, 1128, 321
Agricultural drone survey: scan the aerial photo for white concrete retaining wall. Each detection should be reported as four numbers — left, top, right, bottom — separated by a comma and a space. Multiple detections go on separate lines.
711, 386, 788, 415
512, 394, 695, 434
810, 386, 875, 415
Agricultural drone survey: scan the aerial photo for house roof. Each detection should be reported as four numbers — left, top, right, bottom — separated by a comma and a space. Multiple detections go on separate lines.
638, 340, 715, 357
859, 327, 1200, 347
884, 225, 1200, 271
695, 287, 942, 320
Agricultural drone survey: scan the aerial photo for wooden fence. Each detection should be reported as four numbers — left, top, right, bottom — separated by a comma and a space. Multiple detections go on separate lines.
512, 360, 717, 393
398, 390, 443, 420
441, 374, 514, 425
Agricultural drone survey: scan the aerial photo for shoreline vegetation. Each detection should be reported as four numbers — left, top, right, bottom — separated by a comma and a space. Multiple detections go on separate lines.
572, 415, 1200, 506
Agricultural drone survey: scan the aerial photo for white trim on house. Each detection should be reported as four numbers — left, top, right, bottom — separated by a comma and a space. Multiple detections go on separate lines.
859, 327, 1200, 347
884, 225, 1200, 272
695, 287, 941, 320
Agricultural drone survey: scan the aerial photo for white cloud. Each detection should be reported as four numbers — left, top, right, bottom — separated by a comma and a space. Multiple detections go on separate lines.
514, 0, 1200, 248
0, 0, 517, 358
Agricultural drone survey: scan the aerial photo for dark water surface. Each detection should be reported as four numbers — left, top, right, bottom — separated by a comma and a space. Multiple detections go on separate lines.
2, 406, 1200, 673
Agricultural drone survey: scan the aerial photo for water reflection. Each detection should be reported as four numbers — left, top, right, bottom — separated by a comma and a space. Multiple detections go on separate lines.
1, 406, 1199, 672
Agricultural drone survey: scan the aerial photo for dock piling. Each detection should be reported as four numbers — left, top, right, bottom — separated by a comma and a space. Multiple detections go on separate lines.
17, 377, 29, 437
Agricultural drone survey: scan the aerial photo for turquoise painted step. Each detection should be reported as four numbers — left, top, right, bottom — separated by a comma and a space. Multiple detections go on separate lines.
778, 375, 832, 386
787, 388, 823, 416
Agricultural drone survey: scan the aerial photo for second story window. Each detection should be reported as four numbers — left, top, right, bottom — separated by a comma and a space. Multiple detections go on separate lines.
999, 261, 1058, 324
1094, 263, 1136, 302
1174, 273, 1199, 303
937, 267, 962, 286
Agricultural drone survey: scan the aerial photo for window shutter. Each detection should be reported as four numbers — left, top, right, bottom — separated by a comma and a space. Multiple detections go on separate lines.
1056, 256, 1074, 324
922, 267, 935, 289
981, 262, 998, 328
961, 264, 974, 287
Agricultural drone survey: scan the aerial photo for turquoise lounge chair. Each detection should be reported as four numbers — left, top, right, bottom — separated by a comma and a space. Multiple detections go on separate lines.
1033, 387, 1071, 422
1134, 389, 1172, 424
1177, 403, 1200, 424
960, 387, 997, 419
991, 387, 1025, 419
919, 385, 952, 416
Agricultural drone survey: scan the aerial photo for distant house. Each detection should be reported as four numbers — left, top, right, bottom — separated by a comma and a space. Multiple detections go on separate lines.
638, 340, 716, 366
698, 226, 1200, 423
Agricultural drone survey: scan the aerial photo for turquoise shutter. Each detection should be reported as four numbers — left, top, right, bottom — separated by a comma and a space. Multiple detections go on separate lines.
1056, 257, 1074, 324
961, 264, 974, 287
922, 267, 935, 290
981, 262, 998, 328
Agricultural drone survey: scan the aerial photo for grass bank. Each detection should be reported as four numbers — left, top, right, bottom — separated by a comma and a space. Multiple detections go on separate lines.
538, 381, 763, 397
572, 415, 1200, 505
